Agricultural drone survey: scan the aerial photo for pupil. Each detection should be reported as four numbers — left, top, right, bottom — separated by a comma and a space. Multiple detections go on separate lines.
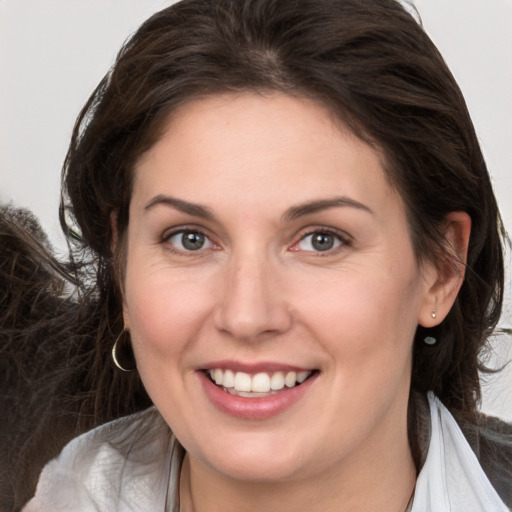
182, 232, 204, 250
312, 233, 334, 251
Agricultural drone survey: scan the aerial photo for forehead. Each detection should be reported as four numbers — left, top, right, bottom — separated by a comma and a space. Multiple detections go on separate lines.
132, 93, 399, 216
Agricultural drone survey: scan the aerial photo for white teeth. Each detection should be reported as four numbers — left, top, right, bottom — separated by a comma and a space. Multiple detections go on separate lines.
297, 371, 309, 383
230, 390, 271, 398
284, 371, 297, 388
207, 368, 313, 395
214, 368, 223, 385
252, 373, 271, 393
270, 372, 285, 390
223, 369, 235, 388
234, 372, 252, 392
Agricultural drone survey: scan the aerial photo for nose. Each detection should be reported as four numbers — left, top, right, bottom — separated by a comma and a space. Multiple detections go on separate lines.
213, 255, 292, 341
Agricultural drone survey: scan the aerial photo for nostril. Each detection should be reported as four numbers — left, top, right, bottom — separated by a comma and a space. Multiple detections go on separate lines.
212, 268, 293, 340
213, 304, 293, 341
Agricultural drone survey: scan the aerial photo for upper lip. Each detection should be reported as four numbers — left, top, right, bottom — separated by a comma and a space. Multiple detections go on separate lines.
199, 360, 315, 374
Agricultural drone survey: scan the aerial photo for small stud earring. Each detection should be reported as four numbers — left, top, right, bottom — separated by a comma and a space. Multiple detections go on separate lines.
424, 336, 437, 346
431, 307, 437, 319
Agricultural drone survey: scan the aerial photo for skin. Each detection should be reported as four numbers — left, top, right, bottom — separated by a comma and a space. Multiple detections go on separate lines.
122, 93, 470, 512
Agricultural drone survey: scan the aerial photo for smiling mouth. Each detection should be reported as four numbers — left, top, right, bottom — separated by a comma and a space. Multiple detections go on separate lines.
205, 368, 317, 398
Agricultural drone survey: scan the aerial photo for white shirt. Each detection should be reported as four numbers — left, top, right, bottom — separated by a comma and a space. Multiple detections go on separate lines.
23, 393, 509, 512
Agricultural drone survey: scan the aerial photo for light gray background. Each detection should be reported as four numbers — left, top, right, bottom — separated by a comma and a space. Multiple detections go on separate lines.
1, 0, 511, 420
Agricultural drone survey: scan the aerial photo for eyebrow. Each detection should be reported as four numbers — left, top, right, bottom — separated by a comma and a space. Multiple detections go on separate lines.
144, 194, 373, 222
144, 195, 216, 220
282, 197, 374, 221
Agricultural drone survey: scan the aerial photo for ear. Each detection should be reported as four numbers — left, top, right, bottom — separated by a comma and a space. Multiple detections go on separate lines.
418, 211, 471, 327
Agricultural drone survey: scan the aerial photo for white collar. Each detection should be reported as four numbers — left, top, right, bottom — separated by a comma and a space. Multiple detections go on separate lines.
411, 392, 508, 511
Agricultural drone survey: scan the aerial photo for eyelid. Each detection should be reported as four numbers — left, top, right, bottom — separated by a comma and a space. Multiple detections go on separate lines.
290, 226, 353, 253
159, 224, 351, 256
160, 225, 219, 254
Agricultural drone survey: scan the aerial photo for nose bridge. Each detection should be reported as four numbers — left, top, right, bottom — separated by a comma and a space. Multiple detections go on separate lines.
214, 247, 291, 340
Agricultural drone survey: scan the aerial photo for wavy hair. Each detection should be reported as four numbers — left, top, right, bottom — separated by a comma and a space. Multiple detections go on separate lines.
62, 0, 505, 418
2, 0, 508, 507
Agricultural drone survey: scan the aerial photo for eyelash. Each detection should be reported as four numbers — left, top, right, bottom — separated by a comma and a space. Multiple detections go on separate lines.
291, 227, 352, 256
160, 226, 351, 256
160, 226, 217, 256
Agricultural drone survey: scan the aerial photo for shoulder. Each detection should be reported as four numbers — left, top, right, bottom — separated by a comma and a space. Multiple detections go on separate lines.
46, 407, 168, 471
23, 407, 182, 512
57, 406, 170, 472
455, 409, 512, 508
415, 392, 511, 511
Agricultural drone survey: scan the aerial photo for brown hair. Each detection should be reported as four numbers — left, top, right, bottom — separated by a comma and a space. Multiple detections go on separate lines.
62, 0, 505, 420
2, 0, 508, 507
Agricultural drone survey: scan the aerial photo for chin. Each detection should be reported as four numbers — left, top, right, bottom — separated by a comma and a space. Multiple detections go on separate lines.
208, 453, 307, 483
186, 427, 320, 483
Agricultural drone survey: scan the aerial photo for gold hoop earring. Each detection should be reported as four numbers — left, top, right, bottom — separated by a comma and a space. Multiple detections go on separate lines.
112, 329, 136, 372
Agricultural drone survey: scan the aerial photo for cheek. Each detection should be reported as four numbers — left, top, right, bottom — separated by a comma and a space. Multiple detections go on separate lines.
123, 262, 215, 361
294, 263, 423, 365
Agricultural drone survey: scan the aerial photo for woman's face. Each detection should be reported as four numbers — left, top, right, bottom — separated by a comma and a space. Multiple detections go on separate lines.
123, 93, 436, 483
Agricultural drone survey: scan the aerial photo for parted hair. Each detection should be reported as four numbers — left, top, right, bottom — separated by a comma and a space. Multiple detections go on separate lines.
2, 0, 507, 507
62, 0, 505, 419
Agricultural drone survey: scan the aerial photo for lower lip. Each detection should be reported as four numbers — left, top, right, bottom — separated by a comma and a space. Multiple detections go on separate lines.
199, 371, 318, 420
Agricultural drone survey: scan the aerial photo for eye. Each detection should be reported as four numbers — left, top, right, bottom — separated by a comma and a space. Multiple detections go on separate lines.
295, 230, 345, 253
166, 230, 214, 252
